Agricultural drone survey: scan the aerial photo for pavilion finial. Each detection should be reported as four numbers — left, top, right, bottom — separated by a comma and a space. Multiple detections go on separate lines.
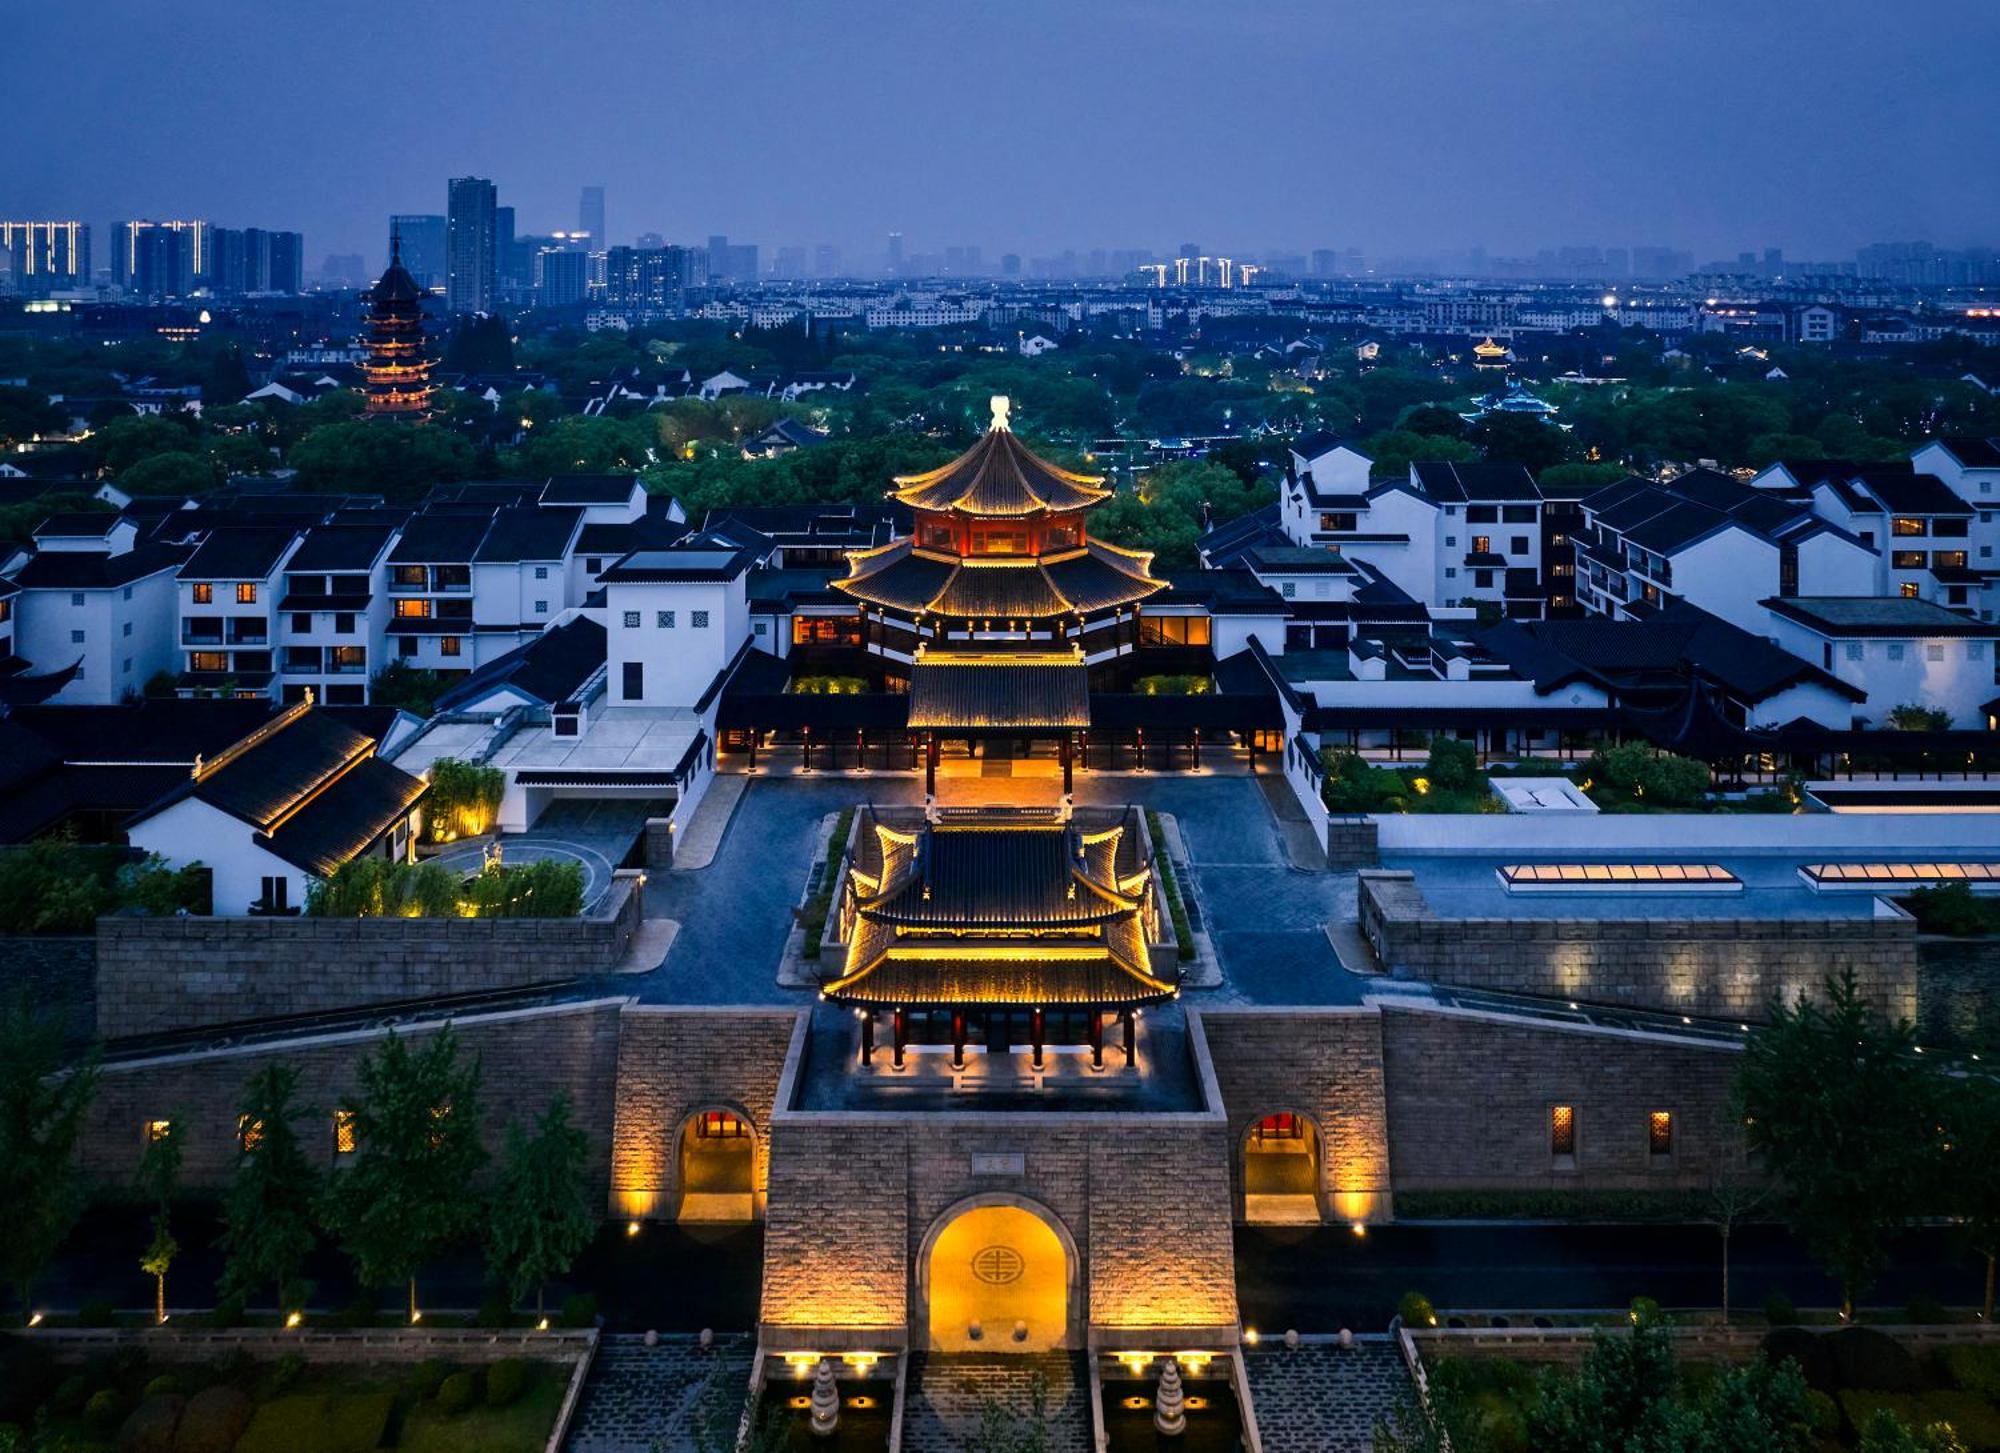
988, 395, 1011, 433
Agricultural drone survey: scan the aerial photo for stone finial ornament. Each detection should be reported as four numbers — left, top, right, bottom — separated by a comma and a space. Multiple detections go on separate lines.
1153, 1356, 1187, 1437
809, 1358, 840, 1437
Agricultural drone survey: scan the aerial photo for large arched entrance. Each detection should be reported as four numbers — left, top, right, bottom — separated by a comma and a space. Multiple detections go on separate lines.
1241, 1112, 1322, 1224
674, 1108, 757, 1223
920, 1197, 1074, 1353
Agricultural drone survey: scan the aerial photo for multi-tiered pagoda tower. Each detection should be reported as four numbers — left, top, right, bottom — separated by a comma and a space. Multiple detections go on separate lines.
361, 230, 433, 417
835, 397, 1164, 792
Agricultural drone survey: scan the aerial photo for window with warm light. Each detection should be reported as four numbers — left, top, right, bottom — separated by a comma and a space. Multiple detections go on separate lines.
1648, 1111, 1673, 1156
395, 598, 432, 619
236, 582, 258, 604
239, 1115, 265, 1152
1550, 1105, 1575, 1157
146, 1118, 173, 1143
192, 583, 213, 604
333, 1110, 356, 1155
1892, 517, 1927, 537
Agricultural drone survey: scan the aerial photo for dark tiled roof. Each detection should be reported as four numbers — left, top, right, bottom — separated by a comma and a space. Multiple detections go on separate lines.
1291, 431, 1355, 460
1763, 596, 2000, 637
388, 511, 491, 563
435, 616, 607, 711
1414, 460, 1540, 503
257, 754, 426, 876
1852, 469, 1974, 516
10, 542, 190, 590
906, 656, 1090, 729
473, 505, 583, 563
179, 526, 300, 581
32, 511, 120, 538
539, 473, 642, 506
288, 523, 396, 572
598, 546, 755, 583
1936, 436, 2000, 469
891, 428, 1108, 516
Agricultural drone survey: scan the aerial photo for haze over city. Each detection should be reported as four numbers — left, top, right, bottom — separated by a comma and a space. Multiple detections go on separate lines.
8, 0, 2000, 269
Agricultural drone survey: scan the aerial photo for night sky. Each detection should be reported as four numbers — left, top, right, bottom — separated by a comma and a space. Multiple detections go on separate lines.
8, 0, 1997, 271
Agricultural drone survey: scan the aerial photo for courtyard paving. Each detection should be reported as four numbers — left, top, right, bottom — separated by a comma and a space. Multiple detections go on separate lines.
1243, 1340, 1415, 1453
900, 1352, 1093, 1453
563, 1333, 755, 1453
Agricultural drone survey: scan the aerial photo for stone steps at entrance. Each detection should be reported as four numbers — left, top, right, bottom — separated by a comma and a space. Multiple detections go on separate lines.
1243, 1340, 1416, 1453
564, 1333, 753, 1453
901, 1351, 1093, 1453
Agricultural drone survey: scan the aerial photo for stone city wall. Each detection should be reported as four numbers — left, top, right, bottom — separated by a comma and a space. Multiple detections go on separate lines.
1379, 1004, 1748, 1194
758, 1114, 1238, 1350
1196, 1007, 1395, 1222
607, 1006, 801, 1219
82, 1000, 626, 1199
1357, 871, 1919, 1023
0, 934, 96, 1045
94, 875, 642, 1040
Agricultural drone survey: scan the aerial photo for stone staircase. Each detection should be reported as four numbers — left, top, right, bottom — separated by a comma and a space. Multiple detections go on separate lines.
901, 1351, 1093, 1453
1242, 1339, 1417, 1453
564, 1333, 753, 1453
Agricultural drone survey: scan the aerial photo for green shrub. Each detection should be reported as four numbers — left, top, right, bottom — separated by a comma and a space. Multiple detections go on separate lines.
1889, 704, 1952, 732
1919, 1390, 2000, 1450
1421, 735, 1481, 794
476, 1289, 516, 1329
204, 1294, 244, 1329
425, 758, 505, 844
1628, 1296, 1664, 1328
77, 1298, 117, 1327
1842, 1391, 1925, 1439
459, 858, 585, 918
208, 1349, 254, 1387
1762, 1326, 1835, 1392
1803, 1388, 1841, 1437
1943, 1344, 2000, 1400
799, 808, 853, 961
1321, 750, 1407, 813
1397, 1290, 1438, 1328
1828, 1325, 1924, 1392
51, 1372, 93, 1416
83, 1388, 126, 1437
118, 1393, 184, 1453
1906, 1294, 1953, 1325
560, 1292, 599, 1329
485, 1359, 530, 1408
330, 1292, 379, 1329
407, 1360, 455, 1401
1145, 811, 1196, 962
435, 1370, 481, 1415
144, 1374, 186, 1398
1905, 883, 2000, 937
1764, 1289, 1799, 1326
265, 1352, 306, 1397
175, 1384, 255, 1453
234, 1392, 396, 1453
1585, 742, 1711, 808
305, 858, 460, 919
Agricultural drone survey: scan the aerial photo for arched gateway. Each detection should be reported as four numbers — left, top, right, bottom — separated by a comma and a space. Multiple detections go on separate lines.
919, 1195, 1077, 1353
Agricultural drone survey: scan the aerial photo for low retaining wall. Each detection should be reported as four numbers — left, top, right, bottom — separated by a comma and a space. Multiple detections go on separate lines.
1325, 816, 1379, 869
1358, 871, 1919, 1023
95, 875, 643, 1040
1412, 1322, 2000, 1369
21, 1325, 595, 1367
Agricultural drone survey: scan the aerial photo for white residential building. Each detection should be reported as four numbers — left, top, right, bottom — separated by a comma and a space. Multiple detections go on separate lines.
7, 513, 185, 703
1764, 596, 2000, 729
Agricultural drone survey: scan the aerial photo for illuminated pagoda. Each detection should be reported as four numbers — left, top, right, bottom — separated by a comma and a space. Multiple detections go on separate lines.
362, 229, 433, 417
823, 805, 1176, 1069
834, 397, 1165, 793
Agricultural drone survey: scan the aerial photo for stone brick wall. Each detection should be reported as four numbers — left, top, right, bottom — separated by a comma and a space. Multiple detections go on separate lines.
1380, 1005, 1749, 1193
82, 999, 627, 1200
94, 876, 642, 1040
644, 817, 674, 869
1359, 871, 1919, 1022
1325, 817, 1380, 869
607, 1006, 801, 1218
757, 1112, 1238, 1348
1197, 1008, 1395, 1221
0, 934, 95, 1046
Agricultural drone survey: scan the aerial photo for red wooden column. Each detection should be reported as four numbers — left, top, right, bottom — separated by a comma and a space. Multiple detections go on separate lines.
951, 1010, 966, 1071
1088, 1011, 1104, 1070
925, 733, 938, 796
860, 1010, 875, 1066
892, 1007, 907, 1069
1122, 1009, 1136, 1065
1031, 1008, 1045, 1071
1060, 734, 1073, 795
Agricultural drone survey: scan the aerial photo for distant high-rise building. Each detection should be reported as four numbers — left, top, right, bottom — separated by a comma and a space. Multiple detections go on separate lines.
604, 245, 705, 308
112, 220, 209, 295
0, 222, 91, 291
814, 244, 841, 277
774, 245, 807, 278
1764, 247, 1784, 275
206, 228, 305, 294
886, 231, 904, 275
579, 186, 606, 249
321, 253, 367, 288
636, 231, 665, 250
389, 214, 446, 288
495, 205, 521, 287
265, 230, 303, 293
446, 176, 498, 314
1001, 252, 1021, 277
705, 234, 758, 284
363, 230, 433, 417
535, 247, 589, 307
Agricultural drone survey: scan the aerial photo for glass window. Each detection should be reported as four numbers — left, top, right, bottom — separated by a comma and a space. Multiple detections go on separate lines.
191, 583, 213, 604
623, 611, 641, 628
236, 583, 258, 604
1893, 517, 1927, 537
334, 1110, 356, 1155
657, 610, 675, 629
440, 636, 461, 657
1648, 1111, 1673, 1157
394, 598, 431, 619
146, 1118, 173, 1144
692, 610, 710, 628
239, 1115, 265, 1152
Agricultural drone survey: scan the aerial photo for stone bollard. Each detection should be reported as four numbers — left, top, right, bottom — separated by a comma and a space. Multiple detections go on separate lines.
809, 1359, 840, 1438
644, 1329, 658, 1347
968, 1319, 984, 1342
1153, 1357, 1187, 1437
1339, 1328, 1354, 1350
699, 1327, 714, 1350
1284, 1329, 1300, 1350
1013, 1320, 1029, 1343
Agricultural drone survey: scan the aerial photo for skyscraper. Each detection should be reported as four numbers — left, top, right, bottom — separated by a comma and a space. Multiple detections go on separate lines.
0, 222, 91, 292
579, 186, 606, 249
886, 230, 904, 275
112, 220, 209, 295
445, 177, 497, 314
389, 214, 447, 289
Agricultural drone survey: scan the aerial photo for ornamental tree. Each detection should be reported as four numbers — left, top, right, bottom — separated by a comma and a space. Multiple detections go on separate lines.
218, 1063, 321, 1318
322, 1027, 487, 1322
1736, 969, 1942, 1318
485, 1092, 595, 1320
136, 1117, 183, 1324
0, 999, 97, 1324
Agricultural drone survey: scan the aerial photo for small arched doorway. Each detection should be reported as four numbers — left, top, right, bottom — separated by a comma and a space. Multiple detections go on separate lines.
921, 1197, 1073, 1353
674, 1108, 757, 1223
1242, 1112, 1322, 1224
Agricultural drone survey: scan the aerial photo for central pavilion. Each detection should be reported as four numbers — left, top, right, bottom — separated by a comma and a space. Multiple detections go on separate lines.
834, 397, 1165, 792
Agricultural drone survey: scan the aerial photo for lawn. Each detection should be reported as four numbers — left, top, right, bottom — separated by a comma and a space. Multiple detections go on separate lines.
399, 1373, 566, 1453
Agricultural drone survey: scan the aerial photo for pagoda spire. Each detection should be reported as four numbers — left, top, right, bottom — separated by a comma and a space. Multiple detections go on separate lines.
363, 230, 433, 418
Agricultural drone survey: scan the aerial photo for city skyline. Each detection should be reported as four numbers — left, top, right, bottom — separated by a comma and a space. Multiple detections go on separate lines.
6, 0, 1999, 273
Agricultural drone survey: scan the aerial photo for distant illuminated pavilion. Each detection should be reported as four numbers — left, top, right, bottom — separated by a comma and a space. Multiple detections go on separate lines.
833, 397, 1165, 792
